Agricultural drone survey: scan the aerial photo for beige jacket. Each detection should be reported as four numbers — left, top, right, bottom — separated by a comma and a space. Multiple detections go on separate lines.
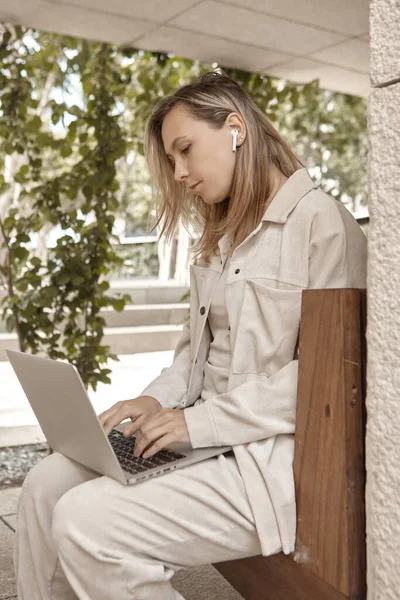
141, 168, 367, 556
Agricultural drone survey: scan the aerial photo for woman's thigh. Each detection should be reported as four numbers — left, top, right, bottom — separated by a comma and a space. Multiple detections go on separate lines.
20, 451, 99, 507
52, 452, 265, 570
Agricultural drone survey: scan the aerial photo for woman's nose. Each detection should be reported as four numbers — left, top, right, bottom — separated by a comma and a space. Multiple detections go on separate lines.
174, 162, 189, 183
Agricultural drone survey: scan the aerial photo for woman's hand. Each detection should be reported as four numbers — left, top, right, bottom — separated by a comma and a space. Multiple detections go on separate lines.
133, 409, 190, 459
98, 396, 162, 437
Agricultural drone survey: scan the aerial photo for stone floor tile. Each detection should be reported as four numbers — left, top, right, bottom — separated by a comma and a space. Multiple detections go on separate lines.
0, 488, 21, 517
172, 565, 244, 599
2, 514, 16, 531
0, 425, 46, 448
0, 519, 16, 599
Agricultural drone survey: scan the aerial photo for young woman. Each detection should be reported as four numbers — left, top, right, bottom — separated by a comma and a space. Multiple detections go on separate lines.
14, 71, 367, 599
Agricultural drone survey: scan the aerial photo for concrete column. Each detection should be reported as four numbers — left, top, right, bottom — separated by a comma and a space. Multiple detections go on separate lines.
367, 1, 400, 598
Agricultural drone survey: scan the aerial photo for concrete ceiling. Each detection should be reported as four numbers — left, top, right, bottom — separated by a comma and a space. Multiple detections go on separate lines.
1, 0, 370, 97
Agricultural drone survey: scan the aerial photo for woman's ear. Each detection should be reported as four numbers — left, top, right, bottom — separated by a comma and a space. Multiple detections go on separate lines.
227, 112, 246, 146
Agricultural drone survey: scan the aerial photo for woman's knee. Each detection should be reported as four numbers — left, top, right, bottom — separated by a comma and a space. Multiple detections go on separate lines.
21, 452, 65, 497
21, 452, 97, 502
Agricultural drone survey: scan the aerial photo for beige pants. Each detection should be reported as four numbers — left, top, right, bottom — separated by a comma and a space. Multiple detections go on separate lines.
14, 450, 275, 600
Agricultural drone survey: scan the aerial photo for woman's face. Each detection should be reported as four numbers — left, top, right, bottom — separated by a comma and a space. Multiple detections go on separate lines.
161, 104, 244, 205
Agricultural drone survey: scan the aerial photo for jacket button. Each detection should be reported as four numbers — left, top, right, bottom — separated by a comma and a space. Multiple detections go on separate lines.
235, 268, 240, 274
195, 358, 198, 364
228, 326, 231, 331
200, 306, 206, 315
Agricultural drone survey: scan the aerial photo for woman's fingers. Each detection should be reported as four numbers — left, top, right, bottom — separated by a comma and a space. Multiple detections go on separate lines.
98, 402, 121, 426
98, 397, 162, 437
98, 401, 130, 428
123, 406, 166, 438
133, 410, 188, 457
101, 403, 137, 436
141, 433, 178, 459
133, 422, 168, 457
99, 404, 185, 452
123, 416, 144, 437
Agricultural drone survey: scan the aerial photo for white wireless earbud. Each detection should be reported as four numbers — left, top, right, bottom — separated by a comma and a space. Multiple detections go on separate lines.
231, 129, 239, 152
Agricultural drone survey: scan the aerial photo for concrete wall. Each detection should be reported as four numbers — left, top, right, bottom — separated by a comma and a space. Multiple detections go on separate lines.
367, 1, 400, 598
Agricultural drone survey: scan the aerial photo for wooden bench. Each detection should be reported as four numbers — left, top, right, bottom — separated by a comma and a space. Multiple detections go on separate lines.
214, 288, 367, 600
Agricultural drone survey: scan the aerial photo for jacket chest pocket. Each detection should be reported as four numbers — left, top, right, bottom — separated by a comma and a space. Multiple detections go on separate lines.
232, 280, 302, 377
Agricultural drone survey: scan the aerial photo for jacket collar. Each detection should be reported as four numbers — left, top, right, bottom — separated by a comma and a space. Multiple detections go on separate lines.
261, 167, 318, 224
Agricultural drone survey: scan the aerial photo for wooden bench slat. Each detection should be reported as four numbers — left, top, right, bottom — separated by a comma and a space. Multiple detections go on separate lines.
295, 289, 366, 597
215, 552, 354, 600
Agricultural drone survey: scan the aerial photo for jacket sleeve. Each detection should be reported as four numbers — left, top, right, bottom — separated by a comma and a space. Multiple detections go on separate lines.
184, 205, 363, 448
139, 318, 192, 409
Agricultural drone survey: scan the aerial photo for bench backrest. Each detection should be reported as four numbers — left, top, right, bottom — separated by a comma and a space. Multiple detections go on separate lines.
214, 288, 367, 600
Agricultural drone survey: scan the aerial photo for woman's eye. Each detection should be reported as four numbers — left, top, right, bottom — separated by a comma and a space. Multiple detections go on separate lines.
181, 145, 191, 155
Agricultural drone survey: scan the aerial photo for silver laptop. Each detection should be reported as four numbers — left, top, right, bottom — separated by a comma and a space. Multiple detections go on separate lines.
6, 349, 231, 486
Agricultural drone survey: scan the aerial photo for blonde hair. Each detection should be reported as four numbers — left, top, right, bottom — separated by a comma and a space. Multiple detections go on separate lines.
145, 71, 304, 264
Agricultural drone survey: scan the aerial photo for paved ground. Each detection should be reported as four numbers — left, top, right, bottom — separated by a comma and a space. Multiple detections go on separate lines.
0, 487, 19, 599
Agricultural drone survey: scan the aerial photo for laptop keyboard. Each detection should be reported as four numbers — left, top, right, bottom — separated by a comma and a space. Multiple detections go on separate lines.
108, 429, 187, 476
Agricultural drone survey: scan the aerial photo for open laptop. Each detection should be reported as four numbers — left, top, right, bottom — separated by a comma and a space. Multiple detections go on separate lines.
6, 349, 231, 486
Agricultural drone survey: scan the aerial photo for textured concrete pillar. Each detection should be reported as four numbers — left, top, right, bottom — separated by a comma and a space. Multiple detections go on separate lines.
367, 1, 400, 598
